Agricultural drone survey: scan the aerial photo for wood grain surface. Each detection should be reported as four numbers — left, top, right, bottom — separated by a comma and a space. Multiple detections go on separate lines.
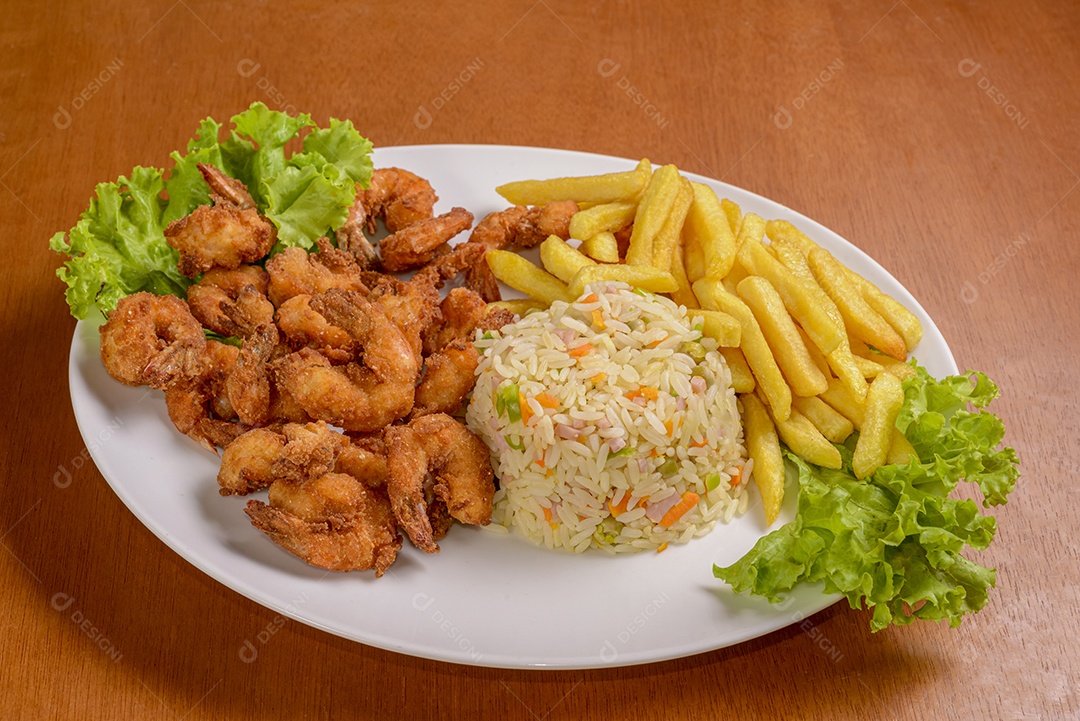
2, 1, 1076, 718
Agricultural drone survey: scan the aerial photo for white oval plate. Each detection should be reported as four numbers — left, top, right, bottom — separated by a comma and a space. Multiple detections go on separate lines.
69, 145, 958, 669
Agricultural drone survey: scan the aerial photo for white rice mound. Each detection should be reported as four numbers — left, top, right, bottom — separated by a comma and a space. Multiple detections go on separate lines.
466, 282, 748, 554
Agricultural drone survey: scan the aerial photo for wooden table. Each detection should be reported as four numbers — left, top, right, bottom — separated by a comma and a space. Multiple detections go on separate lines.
3, 1, 1075, 718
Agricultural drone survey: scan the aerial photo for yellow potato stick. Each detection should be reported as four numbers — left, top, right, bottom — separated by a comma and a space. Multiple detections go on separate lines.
886, 428, 918, 466
693, 278, 791, 421
668, 238, 699, 309
485, 250, 575, 305
797, 325, 832, 380
819, 377, 867, 429
737, 238, 843, 354
853, 355, 885, 378
569, 201, 638, 240
539, 235, 596, 283
740, 393, 785, 525
720, 347, 755, 393
770, 236, 869, 401
578, 231, 621, 263
736, 276, 828, 398
765, 219, 818, 256
792, 395, 854, 444
879, 356, 916, 381
721, 198, 742, 237
497, 158, 651, 205
567, 264, 678, 299
695, 309, 741, 347
770, 405, 842, 469
852, 372, 906, 479
807, 247, 907, 360
684, 182, 737, 280
651, 177, 694, 273
734, 212, 766, 253
488, 298, 548, 316
683, 229, 707, 283
625, 164, 682, 266
842, 266, 924, 351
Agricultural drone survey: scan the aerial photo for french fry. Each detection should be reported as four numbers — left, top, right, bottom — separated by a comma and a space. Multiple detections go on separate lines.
797, 326, 832, 380
625, 164, 682, 266
886, 428, 917, 466
740, 393, 785, 525
693, 278, 791, 420
807, 247, 907, 360
567, 264, 678, 299
736, 276, 828, 398
737, 238, 843, 354
734, 212, 766, 252
842, 267, 924, 351
695, 309, 741, 347
669, 238, 699, 309
769, 404, 842, 469
651, 178, 694, 273
721, 198, 742, 237
819, 377, 867, 429
497, 158, 651, 206
569, 201, 638, 240
852, 372, 905, 479
539, 235, 596, 283
683, 229, 707, 283
720, 347, 755, 393
486, 249, 574, 305
770, 237, 868, 401
765, 218, 818, 256
878, 355, 916, 381
792, 395, 854, 444
683, 182, 737, 279
488, 298, 547, 316
578, 231, 620, 263
853, 355, 885, 378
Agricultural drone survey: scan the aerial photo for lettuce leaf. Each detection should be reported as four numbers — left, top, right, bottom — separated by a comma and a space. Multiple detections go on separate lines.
714, 363, 1019, 631
51, 102, 373, 319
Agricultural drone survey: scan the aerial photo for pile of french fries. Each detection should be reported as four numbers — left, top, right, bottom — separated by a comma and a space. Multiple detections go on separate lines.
486, 161, 923, 526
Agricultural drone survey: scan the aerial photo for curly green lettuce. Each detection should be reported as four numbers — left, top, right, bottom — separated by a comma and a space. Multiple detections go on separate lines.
714, 363, 1019, 631
50, 102, 373, 319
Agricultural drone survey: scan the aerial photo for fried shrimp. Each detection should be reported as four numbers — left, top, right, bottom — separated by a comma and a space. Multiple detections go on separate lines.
225, 322, 279, 426
385, 413, 495, 553
245, 473, 402, 575
378, 207, 474, 272
186, 265, 274, 338
337, 168, 438, 267
273, 290, 420, 432
99, 291, 206, 387
275, 294, 356, 360
164, 168, 276, 277
164, 339, 242, 452
265, 239, 370, 307
218, 427, 287, 495
422, 287, 513, 354
412, 339, 480, 418
367, 270, 442, 359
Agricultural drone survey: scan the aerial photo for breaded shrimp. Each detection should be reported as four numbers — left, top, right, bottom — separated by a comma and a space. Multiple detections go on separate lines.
272, 290, 420, 432
99, 291, 205, 388
378, 207, 474, 272
225, 322, 279, 426
245, 473, 402, 575
337, 168, 438, 267
367, 271, 442, 360
275, 294, 356, 361
421, 287, 513, 354
265, 238, 370, 307
385, 413, 495, 553
218, 427, 287, 495
164, 339, 241, 452
186, 265, 274, 338
412, 339, 480, 418
164, 167, 276, 277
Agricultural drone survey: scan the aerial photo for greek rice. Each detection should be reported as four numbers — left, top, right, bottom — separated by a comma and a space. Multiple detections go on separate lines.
466, 282, 748, 554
